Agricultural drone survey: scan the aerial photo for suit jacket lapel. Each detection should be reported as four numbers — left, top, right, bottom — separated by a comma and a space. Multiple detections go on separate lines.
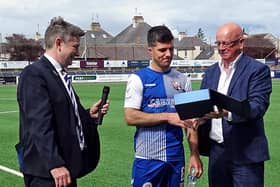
227, 54, 248, 95
211, 64, 221, 90
40, 56, 73, 103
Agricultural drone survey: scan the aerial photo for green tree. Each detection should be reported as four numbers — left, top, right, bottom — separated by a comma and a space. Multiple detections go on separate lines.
196, 28, 206, 42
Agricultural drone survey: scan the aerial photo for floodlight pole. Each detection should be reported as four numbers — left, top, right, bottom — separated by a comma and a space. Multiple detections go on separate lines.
84, 30, 87, 61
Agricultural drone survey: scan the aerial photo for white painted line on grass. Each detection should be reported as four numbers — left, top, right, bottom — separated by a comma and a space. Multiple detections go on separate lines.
0, 110, 18, 114
0, 165, 23, 177
0, 98, 16, 101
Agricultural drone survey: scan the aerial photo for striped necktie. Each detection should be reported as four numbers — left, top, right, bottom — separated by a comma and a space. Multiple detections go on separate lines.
61, 70, 85, 150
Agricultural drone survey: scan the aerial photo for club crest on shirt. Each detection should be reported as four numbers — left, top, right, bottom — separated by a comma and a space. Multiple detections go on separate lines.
172, 80, 184, 91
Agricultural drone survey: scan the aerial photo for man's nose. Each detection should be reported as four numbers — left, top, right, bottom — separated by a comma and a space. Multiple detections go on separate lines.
165, 49, 173, 56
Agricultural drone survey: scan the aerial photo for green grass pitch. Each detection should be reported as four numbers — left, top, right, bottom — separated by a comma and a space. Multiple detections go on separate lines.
0, 80, 279, 186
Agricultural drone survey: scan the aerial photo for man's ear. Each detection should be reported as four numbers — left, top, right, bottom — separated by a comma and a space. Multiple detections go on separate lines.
239, 38, 244, 50
55, 37, 63, 51
55, 37, 62, 47
147, 47, 152, 54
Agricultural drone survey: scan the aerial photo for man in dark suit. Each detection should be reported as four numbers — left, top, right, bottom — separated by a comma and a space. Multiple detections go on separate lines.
188, 23, 272, 187
16, 17, 109, 187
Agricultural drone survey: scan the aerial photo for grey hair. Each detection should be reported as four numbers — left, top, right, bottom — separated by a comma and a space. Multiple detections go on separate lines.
44, 16, 84, 49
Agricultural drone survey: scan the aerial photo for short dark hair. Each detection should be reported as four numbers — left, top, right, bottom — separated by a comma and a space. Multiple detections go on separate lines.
147, 25, 174, 47
44, 16, 84, 49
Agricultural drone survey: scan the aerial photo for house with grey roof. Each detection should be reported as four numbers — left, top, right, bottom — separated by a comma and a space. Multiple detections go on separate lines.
243, 33, 276, 59
79, 15, 152, 60
80, 15, 185, 61
108, 15, 151, 44
174, 32, 214, 60
79, 21, 113, 59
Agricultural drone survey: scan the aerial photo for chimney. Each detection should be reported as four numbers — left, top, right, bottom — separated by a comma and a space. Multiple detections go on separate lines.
178, 31, 187, 41
132, 15, 144, 28
91, 22, 101, 32
35, 24, 41, 41
35, 32, 41, 41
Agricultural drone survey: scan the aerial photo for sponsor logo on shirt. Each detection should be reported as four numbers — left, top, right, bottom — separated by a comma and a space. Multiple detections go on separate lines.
144, 83, 157, 87
147, 98, 175, 108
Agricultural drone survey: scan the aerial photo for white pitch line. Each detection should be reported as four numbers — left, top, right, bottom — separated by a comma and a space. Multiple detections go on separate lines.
0, 98, 16, 100
0, 165, 23, 177
0, 110, 18, 114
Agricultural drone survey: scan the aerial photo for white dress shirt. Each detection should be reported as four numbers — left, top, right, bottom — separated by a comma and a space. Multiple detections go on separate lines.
209, 53, 242, 143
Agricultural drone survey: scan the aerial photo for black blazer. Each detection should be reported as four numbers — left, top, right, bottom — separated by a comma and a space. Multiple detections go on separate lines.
198, 54, 272, 164
17, 56, 100, 178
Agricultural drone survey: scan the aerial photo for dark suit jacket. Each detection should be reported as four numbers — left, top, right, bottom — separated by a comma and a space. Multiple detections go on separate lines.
17, 56, 100, 178
198, 53, 272, 164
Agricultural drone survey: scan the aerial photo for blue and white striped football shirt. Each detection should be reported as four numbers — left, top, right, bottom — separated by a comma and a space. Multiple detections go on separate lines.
124, 67, 192, 161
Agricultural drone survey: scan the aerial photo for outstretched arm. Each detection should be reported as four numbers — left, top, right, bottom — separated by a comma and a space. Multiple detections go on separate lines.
125, 108, 193, 128
185, 128, 203, 178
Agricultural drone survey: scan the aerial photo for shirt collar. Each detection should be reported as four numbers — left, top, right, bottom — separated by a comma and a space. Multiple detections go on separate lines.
44, 53, 64, 73
218, 52, 243, 70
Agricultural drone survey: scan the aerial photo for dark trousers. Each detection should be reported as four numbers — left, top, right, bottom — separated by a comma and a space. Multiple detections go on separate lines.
24, 174, 77, 187
208, 140, 264, 187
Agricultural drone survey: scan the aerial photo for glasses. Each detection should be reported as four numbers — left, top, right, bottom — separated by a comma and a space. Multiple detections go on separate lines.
214, 38, 242, 48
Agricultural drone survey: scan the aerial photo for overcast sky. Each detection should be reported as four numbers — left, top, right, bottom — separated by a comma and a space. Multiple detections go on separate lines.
1, 0, 280, 43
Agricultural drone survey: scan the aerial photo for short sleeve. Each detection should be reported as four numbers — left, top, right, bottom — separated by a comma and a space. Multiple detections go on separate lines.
124, 74, 143, 109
